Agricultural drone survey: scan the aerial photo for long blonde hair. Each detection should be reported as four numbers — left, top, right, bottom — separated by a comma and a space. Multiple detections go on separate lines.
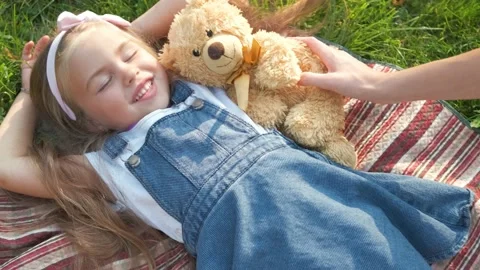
29, 21, 163, 269
26, 1, 327, 268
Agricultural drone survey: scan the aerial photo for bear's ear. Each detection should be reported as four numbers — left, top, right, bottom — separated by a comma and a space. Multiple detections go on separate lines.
186, 0, 207, 7
186, 0, 228, 8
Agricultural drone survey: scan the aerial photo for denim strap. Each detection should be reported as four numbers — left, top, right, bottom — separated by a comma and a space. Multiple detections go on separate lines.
103, 135, 128, 159
170, 80, 194, 105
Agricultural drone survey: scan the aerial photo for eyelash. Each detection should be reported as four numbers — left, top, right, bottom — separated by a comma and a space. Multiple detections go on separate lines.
126, 50, 137, 62
98, 76, 112, 92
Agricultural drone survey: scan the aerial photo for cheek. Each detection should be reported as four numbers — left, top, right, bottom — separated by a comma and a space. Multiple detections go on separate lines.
84, 92, 120, 116
67, 76, 99, 115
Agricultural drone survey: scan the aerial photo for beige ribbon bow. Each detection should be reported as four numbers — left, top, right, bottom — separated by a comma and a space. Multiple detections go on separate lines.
227, 39, 262, 111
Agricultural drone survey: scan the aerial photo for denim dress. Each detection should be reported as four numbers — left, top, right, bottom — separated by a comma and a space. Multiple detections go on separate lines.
94, 81, 473, 269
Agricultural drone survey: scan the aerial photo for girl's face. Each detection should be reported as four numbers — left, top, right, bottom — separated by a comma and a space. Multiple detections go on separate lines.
68, 23, 170, 130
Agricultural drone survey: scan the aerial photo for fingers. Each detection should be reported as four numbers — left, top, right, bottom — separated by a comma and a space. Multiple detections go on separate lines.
22, 41, 34, 60
21, 35, 50, 69
21, 41, 35, 69
34, 35, 50, 57
296, 37, 338, 56
293, 37, 339, 70
295, 37, 334, 57
299, 71, 336, 90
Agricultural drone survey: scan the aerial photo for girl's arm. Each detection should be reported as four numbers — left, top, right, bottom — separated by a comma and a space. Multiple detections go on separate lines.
131, 0, 187, 39
0, 92, 52, 198
297, 37, 480, 103
0, 37, 51, 198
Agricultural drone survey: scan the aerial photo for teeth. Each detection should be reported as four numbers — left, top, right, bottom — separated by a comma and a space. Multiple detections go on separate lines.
135, 80, 152, 101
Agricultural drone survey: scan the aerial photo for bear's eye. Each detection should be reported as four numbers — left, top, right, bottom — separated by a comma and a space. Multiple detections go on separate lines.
192, 49, 201, 57
206, 29, 214, 38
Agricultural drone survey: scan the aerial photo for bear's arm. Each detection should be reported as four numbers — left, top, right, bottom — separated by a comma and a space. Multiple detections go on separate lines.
252, 31, 302, 90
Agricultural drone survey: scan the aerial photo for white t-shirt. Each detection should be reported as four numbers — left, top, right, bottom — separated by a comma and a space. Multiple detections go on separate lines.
85, 82, 266, 243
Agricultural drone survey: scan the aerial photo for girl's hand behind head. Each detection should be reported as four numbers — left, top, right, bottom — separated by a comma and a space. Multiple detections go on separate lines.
21, 36, 50, 93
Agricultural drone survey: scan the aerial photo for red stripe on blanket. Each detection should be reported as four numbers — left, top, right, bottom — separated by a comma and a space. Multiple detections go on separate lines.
160, 245, 192, 270
170, 254, 194, 270
466, 172, 480, 199
448, 218, 480, 269
357, 103, 410, 166
459, 219, 480, 269
402, 114, 458, 177
0, 205, 28, 212
415, 110, 463, 179
345, 100, 375, 140
1, 237, 71, 269
421, 126, 466, 182
370, 102, 441, 172
443, 133, 480, 184
433, 123, 467, 182
44, 256, 75, 269
354, 103, 397, 162
132, 244, 190, 270
434, 124, 469, 183
345, 100, 369, 131
0, 197, 15, 203
344, 99, 360, 129
152, 244, 186, 269
0, 215, 46, 224
0, 232, 57, 248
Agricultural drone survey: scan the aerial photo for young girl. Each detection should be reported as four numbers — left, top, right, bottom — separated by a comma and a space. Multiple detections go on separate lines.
0, 4, 475, 270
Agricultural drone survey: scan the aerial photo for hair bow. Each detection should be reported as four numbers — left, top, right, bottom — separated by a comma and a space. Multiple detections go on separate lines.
57, 11, 131, 32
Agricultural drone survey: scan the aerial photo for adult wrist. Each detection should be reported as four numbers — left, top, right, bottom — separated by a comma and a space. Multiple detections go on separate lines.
365, 72, 393, 104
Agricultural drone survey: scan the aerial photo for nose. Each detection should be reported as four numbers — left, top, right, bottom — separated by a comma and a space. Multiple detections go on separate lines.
122, 65, 139, 86
208, 42, 225, 60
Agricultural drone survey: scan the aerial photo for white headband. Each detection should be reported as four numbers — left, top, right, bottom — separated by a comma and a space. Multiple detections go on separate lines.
46, 11, 131, 120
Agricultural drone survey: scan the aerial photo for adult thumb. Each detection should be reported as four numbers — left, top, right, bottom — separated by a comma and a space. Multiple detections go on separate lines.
299, 72, 336, 91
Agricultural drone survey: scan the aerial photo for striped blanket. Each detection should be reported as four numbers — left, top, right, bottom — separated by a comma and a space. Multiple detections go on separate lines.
0, 62, 479, 269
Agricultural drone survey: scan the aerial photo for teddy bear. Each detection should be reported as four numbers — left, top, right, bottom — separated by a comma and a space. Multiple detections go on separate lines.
159, 0, 357, 168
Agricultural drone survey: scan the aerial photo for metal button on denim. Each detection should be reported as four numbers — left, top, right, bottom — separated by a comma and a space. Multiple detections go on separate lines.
127, 155, 141, 167
191, 98, 204, 110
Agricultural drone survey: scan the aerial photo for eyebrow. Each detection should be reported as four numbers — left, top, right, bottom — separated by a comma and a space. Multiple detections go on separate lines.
86, 40, 131, 92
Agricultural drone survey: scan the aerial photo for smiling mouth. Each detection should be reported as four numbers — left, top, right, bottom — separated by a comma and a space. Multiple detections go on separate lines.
135, 79, 153, 102
216, 46, 236, 68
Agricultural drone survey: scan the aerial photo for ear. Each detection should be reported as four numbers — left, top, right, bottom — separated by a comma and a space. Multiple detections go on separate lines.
158, 44, 176, 72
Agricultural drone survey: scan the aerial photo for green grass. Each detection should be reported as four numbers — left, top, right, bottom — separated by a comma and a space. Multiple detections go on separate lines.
312, 0, 480, 128
1, 0, 479, 127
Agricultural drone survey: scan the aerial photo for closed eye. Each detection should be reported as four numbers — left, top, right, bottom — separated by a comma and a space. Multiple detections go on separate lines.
125, 50, 137, 62
98, 75, 112, 93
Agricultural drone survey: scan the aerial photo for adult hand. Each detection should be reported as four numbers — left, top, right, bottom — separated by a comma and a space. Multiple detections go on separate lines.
296, 37, 386, 102
21, 35, 50, 93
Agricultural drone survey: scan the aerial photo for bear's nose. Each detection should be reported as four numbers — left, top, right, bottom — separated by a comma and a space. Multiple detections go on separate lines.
208, 42, 225, 60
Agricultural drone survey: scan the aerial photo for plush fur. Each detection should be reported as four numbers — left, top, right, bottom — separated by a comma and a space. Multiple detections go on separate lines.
159, 0, 357, 167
